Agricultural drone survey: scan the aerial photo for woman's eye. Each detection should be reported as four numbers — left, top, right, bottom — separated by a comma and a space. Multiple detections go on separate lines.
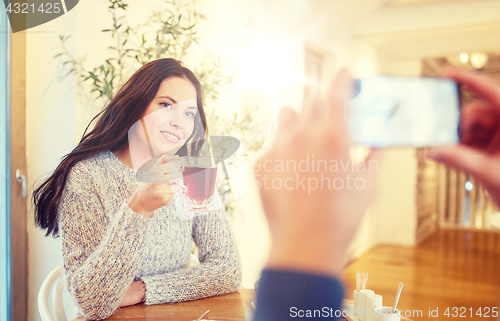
186, 112, 194, 118
161, 103, 173, 109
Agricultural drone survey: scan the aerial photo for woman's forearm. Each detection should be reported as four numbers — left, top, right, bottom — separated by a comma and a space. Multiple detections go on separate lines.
141, 256, 241, 305
61, 194, 153, 319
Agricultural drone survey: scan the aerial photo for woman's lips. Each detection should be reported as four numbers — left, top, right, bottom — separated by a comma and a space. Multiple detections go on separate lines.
160, 130, 181, 144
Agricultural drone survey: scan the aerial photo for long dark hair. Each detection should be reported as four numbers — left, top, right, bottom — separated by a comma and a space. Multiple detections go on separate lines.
33, 58, 208, 237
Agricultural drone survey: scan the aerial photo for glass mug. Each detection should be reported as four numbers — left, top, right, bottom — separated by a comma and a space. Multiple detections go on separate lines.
177, 156, 218, 212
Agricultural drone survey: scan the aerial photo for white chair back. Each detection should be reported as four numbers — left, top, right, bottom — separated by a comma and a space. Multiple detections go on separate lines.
38, 265, 68, 321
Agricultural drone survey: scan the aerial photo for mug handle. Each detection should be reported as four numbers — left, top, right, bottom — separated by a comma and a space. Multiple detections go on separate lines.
175, 159, 185, 172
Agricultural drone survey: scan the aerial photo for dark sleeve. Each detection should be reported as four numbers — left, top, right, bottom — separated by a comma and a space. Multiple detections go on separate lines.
253, 269, 344, 321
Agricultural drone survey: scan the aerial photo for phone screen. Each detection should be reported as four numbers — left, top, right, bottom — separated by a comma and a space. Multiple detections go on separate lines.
347, 76, 460, 147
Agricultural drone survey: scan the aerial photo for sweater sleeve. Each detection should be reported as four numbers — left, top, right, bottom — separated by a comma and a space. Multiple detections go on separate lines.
253, 269, 344, 321
141, 206, 242, 304
60, 172, 155, 320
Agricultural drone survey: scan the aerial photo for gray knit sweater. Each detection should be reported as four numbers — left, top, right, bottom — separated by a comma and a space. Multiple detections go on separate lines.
59, 150, 242, 320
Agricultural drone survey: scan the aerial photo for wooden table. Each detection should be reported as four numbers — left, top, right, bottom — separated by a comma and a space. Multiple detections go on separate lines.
74, 290, 255, 320
74, 290, 412, 320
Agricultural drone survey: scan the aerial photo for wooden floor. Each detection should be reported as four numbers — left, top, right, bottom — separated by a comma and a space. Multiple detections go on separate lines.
342, 229, 500, 320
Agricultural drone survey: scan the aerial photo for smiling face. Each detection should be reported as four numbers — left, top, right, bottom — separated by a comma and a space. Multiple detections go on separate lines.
141, 76, 199, 156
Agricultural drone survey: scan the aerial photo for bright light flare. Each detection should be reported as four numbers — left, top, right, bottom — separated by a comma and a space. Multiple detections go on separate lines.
234, 34, 302, 96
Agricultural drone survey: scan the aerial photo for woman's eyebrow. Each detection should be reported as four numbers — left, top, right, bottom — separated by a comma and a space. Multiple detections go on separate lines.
158, 95, 177, 103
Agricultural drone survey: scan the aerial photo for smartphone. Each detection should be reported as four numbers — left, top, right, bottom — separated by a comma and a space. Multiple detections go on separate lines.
347, 76, 460, 147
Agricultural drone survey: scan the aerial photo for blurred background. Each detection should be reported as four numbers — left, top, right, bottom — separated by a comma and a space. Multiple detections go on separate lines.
2, 0, 500, 320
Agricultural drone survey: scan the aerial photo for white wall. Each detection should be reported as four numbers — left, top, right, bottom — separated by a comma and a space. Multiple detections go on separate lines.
371, 149, 418, 246
26, 12, 77, 321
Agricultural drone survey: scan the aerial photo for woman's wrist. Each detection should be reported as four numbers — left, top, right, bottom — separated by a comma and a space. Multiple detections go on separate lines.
139, 280, 146, 304
119, 280, 147, 307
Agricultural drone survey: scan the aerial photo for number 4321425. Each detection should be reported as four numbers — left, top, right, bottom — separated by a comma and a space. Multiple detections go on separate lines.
5, 2, 61, 14
443, 307, 498, 318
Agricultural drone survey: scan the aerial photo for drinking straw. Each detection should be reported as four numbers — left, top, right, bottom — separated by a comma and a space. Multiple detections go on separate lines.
217, 138, 236, 203
356, 273, 362, 292
206, 135, 215, 164
392, 282, 404, 313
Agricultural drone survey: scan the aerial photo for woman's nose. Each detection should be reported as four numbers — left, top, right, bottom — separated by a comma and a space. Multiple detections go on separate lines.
169, 110, 183, 129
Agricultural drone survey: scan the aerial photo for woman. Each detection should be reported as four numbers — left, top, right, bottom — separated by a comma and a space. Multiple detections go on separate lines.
32, 59, 241, 320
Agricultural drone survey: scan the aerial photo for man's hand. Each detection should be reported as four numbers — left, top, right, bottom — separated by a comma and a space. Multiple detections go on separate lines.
428, 68, 500, 206
255, 70, 380, 277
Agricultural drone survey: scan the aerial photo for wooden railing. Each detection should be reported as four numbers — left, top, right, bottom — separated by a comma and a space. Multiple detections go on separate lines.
437, 164, 499, 230
416, 150, 499, 242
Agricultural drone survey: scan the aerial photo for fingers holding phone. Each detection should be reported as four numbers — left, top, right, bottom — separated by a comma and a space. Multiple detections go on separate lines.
442, 68, 500, 153
460, 100, 500, 150
443, 67, 500, 108
428, 68, 500, 206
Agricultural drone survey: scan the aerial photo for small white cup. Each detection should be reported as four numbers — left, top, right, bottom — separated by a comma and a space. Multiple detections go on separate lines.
373, 307, 401, 321
366, 294, 383, 321
358, 289, 375, 321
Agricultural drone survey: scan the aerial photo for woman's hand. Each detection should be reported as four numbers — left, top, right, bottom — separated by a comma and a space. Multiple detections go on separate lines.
119, 281, 146, 307
255, 70, 379, 277
428, 68, 500, 206
127, 154, 183, 218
